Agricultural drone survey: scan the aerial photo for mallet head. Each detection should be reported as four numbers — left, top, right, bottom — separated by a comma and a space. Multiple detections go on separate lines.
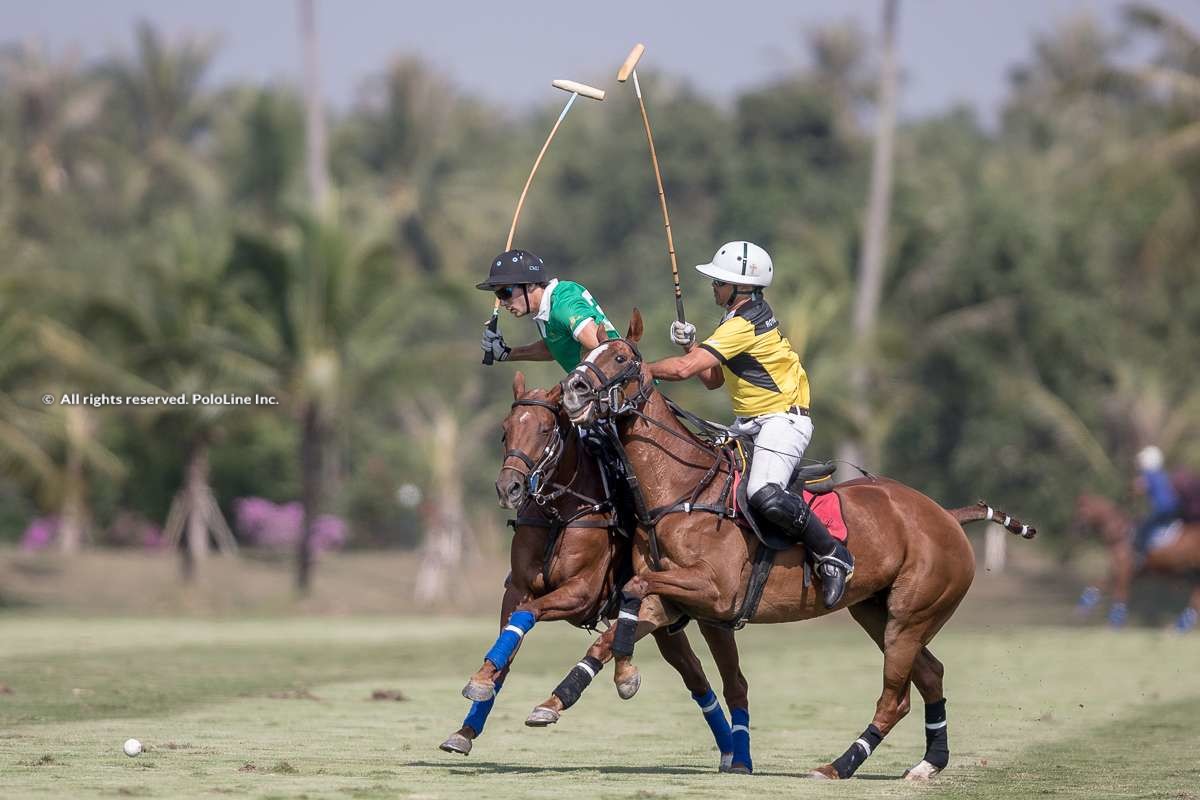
552, 79, 605, 101
617, 44, 645, 82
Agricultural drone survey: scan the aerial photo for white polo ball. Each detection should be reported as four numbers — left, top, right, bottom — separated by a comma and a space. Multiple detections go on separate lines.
123, 738, 142, 757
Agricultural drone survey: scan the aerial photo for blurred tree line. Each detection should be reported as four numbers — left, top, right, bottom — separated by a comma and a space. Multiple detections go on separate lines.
1, 6, 1198, 581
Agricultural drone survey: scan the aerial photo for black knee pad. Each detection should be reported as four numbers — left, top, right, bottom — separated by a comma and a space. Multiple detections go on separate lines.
749, 483, 803, 529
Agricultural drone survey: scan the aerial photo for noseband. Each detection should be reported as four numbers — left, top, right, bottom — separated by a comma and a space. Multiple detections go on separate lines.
501, 397, 566, 498
566, 341, 651, 419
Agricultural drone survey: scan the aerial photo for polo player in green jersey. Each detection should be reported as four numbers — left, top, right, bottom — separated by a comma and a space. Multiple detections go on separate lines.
477, 249, 619, 370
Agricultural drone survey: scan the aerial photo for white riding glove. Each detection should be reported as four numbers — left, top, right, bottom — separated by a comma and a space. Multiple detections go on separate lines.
669, 320, 696, 348
481, 327, 511, 362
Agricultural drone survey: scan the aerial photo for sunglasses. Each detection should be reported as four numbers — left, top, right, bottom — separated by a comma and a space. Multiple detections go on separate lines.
711, 279, 729, 289
494, 286, 516, 300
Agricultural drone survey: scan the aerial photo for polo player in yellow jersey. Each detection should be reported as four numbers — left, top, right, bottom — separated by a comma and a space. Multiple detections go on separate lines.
646, 240, 853, 608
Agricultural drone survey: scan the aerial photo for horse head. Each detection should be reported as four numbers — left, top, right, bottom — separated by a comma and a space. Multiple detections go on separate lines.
497, 372, 565, 509
562, 309, 649, 426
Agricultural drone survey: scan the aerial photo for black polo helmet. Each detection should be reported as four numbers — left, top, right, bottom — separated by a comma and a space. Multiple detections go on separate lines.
476, 249, 554, 290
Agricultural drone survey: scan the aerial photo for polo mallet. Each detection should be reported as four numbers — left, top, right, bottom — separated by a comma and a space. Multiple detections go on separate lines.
482, 79, 607, 364
618, 43, 685, 325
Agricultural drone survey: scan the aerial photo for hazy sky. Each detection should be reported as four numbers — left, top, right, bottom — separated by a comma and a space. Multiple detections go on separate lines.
9, 1, 1200, 120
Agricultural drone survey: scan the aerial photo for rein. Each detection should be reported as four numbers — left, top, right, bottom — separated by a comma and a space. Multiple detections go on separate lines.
503, 397, 606, 515
565, 344, 745, 571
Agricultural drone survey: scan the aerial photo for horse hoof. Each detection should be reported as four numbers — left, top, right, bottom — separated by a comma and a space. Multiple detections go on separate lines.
461, 681, 495, 702
718, 752, 733, 773
525, 706, 560, 727
616, 671, 641, 700
439, 733, 472, 755
903, 760, 941, 781
807, 765, 839, 780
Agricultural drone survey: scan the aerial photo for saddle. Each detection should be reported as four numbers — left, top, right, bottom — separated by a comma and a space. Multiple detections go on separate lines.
730, 441, 839, 551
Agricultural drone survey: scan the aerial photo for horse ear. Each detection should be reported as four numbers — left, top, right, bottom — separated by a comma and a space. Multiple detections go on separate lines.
627, 308, 644, 342
546, 382, 563, 403
513, 371, 526, 399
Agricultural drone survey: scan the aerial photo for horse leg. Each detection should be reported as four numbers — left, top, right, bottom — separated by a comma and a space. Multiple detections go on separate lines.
845, 596, 949, 780
525, 591, 670, 727
1176, 584, 1200, 633
1107, 542, 1133, 628
462, 575, 603, 702
810, 615, 928, 780
442, 582, 520, 754
698, 622, 750, 774
651, 625, 736, 772
524, 569, 718, 727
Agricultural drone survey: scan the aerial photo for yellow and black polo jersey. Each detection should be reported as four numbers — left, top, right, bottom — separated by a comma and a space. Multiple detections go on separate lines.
698, 298, 809, 418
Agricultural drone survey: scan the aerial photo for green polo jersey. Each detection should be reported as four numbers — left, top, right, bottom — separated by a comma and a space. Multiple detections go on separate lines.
534, 279, 620, 372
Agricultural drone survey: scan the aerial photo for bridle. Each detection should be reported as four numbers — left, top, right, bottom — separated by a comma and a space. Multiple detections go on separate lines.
566, 340, 653, 421
501, 397, 567, 500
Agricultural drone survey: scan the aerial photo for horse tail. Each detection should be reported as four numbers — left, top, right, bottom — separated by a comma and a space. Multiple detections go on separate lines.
947, 500, 1036, 539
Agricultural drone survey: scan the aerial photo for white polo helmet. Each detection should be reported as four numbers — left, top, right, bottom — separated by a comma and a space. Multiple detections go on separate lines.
694, 241, 773, 288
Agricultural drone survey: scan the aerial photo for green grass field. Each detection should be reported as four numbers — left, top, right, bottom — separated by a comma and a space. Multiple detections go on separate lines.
1, 614, 1197, 799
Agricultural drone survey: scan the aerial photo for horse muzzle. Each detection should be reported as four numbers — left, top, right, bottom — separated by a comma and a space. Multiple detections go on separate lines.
562, 374, 597, 425
496, 476, 526, 509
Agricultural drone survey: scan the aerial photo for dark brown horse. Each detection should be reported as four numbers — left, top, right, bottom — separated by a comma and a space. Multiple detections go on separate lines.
1072, 492, 1200, 631
448, 372, 753, 771
525, 317, 1036, 781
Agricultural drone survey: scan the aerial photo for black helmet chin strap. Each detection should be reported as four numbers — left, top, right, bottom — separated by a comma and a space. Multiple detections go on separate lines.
724, 286, 762, 309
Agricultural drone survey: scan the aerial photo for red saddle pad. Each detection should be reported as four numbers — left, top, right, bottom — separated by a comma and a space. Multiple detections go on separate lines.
802, 489, 848, 542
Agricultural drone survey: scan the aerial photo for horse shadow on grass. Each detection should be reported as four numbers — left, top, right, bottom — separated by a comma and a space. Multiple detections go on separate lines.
406, 760, 896, 780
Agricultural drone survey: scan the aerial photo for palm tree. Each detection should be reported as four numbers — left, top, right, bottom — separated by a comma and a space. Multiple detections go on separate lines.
97, 20, 220, 218
842, 0, 900, 469
0, 43, 109, 239
228, 212, 400, 592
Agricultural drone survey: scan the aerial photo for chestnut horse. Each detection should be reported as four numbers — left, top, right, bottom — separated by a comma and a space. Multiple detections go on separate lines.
526, 318, 1036, 781
449, 372, 754, 772
1072, 492, 1200, 631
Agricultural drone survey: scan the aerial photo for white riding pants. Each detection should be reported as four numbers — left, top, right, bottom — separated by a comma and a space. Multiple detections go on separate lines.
731, 410, 814, 499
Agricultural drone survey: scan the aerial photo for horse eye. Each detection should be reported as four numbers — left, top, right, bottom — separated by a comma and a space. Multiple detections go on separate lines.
616, 355, 627, 364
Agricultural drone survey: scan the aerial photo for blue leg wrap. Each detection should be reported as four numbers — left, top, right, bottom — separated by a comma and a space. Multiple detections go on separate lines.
692, 689, 733, 756
1176, 607, 1198, 633
462, 678, 503, 736
1107, 602, 1127, 628
484, 610, 536, 670
730, 706, 752, 773
1076, 586, 1101, 611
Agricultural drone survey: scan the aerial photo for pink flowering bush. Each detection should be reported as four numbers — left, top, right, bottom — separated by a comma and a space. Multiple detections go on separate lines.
232, 497, 347, 553
21, 516, 57, 551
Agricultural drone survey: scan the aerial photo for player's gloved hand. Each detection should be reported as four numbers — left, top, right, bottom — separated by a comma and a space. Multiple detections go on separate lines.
481, 328, 511, 363
669, 320, 696, 347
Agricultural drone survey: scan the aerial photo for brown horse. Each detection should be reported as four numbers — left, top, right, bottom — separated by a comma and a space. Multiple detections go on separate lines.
449, 372, 753, 771
1072, 492, 1200, 631
525, 317, 1036, 781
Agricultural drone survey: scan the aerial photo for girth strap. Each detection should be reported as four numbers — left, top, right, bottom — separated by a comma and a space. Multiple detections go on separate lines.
713, 543, 776, 631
